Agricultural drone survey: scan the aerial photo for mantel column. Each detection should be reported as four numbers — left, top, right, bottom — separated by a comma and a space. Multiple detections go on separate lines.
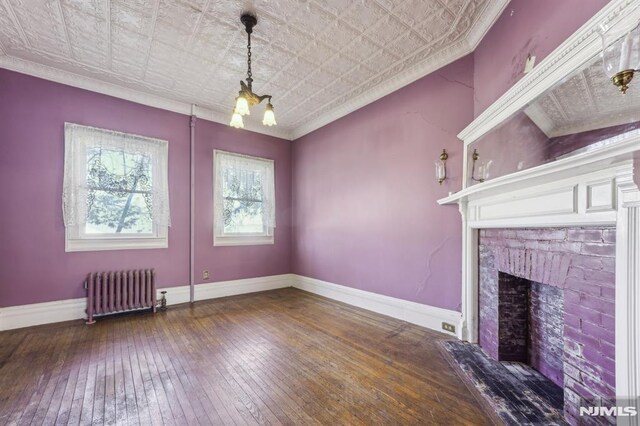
615, 168, 640, 426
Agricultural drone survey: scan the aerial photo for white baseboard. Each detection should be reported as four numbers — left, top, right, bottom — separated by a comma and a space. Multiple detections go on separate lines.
0, 274, 294, 331
0, 298, 87, 331
0, 273, 461, 338
290, 274, 462, 338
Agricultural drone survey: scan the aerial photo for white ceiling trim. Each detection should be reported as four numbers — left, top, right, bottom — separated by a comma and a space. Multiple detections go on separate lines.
0, 54, 292, 140
0, 0, 508, 141
291, 0, 508, 139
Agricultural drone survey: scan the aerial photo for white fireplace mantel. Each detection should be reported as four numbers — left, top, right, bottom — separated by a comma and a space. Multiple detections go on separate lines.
440, 131, 640, 425
438, 0, 640, 420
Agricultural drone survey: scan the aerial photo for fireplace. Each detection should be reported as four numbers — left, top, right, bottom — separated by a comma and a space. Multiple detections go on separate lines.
497, 273, 565, 388
478, 227, 616, 423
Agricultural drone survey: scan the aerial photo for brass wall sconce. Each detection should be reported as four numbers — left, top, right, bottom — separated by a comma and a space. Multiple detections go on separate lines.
470, 149, 487, 183
435, 149, 448, 185
601, 20, 640, 94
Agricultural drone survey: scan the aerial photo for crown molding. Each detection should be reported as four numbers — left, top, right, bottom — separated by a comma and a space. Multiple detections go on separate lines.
0, 0, 508, 143
291, 0, 509, 140
0, 55, 294, 141
459, 0, 640, 146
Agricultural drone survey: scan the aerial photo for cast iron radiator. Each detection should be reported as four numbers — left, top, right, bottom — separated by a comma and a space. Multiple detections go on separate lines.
85, 269, 157, 324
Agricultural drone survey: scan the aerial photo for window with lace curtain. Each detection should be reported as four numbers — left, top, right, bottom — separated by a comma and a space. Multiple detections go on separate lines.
63, 123, 170, 252
214, 150, 275, 246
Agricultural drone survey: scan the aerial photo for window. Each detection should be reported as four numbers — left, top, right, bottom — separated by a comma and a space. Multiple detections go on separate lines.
214, 150, 275, 246
63, 123, 170, 252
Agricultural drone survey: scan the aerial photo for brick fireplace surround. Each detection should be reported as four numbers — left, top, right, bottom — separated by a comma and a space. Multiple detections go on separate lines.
479, 227, 616, 423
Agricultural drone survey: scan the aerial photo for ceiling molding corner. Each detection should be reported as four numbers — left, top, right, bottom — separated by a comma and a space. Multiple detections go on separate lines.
290, 39, 473, 140
0, 56, 293, 140
459, 0, 640, 146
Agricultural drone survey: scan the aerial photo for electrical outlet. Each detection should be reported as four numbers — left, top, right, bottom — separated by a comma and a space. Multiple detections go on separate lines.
202, 270, 210, 280
442, 322, 456, 333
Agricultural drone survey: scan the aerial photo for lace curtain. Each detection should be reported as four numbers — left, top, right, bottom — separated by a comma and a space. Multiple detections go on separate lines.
214, 151, 276, 235
63, 123, 171, 228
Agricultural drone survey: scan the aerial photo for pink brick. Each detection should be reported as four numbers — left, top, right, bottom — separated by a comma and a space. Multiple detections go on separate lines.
567, 305, 602, 326
587, 270, 615, 288
549, 241, 582, 253
565, 326, 599, 350
572, 293, 614, 314
601, 258, 615, 273
581, 243, 615, 257
564, 313, 582, 329
571, 255, 603, 270
581, 321, 614, 345
567, 229, 603, 242
536, 229, 568, 241
581, 372, 615, 398
600, 341, 615, 360
564, 339, 583, 357
564, 278, 601, 296
602, 371, 616, 389
565, 353, 602, 379
566, 376, 596, 400
600, 286, 614, 301
601, 314, 614, 330
567, 266, 585, 280
602, 229, 616, 243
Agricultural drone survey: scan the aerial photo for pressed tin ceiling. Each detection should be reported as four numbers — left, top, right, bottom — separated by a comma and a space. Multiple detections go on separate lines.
0, 0, 508, 140
525, 57, 640, 138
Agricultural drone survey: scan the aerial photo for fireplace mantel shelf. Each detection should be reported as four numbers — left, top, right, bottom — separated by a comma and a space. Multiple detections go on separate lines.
438, 132, 640, 207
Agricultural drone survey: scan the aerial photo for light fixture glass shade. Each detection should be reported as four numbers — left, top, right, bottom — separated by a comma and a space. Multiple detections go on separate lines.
230, 111, 244, 128
235, 96, 250, 116
262, 104, 277, 126
435, 160, 445, 182
601, 20, 640, 78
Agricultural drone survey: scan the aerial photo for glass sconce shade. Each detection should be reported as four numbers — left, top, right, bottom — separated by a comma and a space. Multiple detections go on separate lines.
263, 104, 277, 126
229, 111, 244, 128
601, 20, 640, 94
435, 160, 445, 182
234, 96, 250, 116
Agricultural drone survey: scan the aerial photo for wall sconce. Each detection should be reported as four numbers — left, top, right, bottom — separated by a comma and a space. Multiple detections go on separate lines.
470, 149, 488, 183
601, 19, 640, 94
435, 149, 448, 185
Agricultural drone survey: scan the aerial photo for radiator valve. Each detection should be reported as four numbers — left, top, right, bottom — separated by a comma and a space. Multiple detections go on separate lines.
159, 291, 167, 311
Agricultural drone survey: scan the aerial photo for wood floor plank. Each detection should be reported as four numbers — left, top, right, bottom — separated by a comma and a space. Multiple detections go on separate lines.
0, 288, 492, 425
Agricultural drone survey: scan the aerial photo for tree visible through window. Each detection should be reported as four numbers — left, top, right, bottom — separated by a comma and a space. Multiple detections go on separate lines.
86, 148, 153, 234
222, 165, 264, 234
214, 150, 275, 245
63, 123, 170, 252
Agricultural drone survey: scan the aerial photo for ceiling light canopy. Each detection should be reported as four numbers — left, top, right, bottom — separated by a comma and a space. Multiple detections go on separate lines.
229, 14, 276, 129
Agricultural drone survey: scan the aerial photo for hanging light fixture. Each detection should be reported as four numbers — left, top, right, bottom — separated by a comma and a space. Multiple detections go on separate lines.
601, 19, 640, 94
229, 14, 276, 129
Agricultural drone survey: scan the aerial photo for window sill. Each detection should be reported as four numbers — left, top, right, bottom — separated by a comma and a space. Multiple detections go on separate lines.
65, 236, 168, 252
213, 235, 274, 247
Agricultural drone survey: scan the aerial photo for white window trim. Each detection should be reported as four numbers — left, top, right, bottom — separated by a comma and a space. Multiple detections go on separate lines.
65, 225, 168, 252
63, 123, 170, 252
213, 150, 275, 247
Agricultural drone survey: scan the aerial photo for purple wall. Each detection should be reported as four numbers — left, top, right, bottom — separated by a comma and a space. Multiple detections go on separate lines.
473, 0, 610, 117
467, 112, 549, 185
194, 119, 291, 284
468, 0, 610, 183
0, 69, 291, 308
291, 55, 474, 311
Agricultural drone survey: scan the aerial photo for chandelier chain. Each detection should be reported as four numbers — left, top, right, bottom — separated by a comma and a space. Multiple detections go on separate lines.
246, 31, 252, 86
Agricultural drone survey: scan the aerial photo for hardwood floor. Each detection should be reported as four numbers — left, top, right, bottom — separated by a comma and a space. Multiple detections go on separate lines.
0, 288, 492, 425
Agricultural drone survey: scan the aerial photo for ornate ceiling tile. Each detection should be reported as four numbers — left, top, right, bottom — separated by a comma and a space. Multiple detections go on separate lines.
525, 57, 640, 137
0, 0, 508, 139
